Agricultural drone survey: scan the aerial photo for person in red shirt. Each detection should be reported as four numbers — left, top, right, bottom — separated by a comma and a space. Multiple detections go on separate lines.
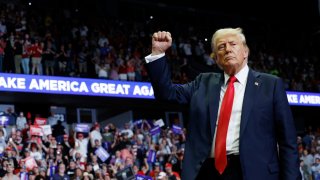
149, 162, 161, 179
30, 40, 43, 75
165, 163, 180, 180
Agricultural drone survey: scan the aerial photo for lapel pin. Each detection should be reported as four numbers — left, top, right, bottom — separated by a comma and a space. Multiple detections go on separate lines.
255, 82, 259, 86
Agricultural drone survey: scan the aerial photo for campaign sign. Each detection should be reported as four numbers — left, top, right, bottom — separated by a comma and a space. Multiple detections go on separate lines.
172, 125, 182, 135
24, 156, 38, 171
41, 125, 52, 135
20, 172, 28, 180
154, 119, 165, 127
95, 146, 110, 162
75, 124, 90, 133
133, 119, 143, 126
0, 116, 9, 126
147, 150, 156, 163
136, 174, 153, 180
149, 126, 161, 136
30, 125, 43, 136
34, 117, 47, 125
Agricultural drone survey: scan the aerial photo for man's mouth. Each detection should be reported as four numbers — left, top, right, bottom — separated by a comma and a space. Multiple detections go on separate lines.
225, 56, 234, 61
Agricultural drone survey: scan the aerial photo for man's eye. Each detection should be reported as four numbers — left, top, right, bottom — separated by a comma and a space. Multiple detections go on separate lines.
218, 45, 225, 50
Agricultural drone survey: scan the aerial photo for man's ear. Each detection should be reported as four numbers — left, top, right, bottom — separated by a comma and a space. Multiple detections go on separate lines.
243, 46, 249, 59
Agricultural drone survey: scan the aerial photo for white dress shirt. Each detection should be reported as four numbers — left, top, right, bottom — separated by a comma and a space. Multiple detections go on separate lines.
145, 53, 165, 63
211, 65, 249, 157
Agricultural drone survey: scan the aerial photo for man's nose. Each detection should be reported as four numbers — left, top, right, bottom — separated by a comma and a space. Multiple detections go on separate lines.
225, 43, 232, 52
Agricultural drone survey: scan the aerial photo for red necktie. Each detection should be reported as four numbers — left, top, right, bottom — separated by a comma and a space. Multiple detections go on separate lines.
214, 76, 237, 174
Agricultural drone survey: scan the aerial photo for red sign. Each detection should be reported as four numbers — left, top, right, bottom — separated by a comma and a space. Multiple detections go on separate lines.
30, 125, 43, 136
34, 118, 47, 125
24, 157, 38, 171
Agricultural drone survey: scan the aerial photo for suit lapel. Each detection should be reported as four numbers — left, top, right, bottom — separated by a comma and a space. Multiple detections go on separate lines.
208, 73, 224, 139
240, 70, 260, 137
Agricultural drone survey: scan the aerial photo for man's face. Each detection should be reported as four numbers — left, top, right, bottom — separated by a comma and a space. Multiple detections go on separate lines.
70, 161, 76, 169
6, 163, 14, 173
214, 34, 248, 75
165, 166, 172, 173
59, 164, 65, 173
63, 136, 68, 142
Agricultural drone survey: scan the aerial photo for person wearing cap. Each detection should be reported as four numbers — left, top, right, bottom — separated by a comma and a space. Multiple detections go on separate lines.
90, 123, 102, 148
74, 132, 89, 158
150, 162, 161, 179
165, 163, 180, 180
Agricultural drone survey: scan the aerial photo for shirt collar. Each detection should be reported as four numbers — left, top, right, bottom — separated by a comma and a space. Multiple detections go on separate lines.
223, 65, 249, 86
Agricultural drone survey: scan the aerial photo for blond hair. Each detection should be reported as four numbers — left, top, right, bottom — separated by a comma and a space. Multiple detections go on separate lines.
211, 27, 248, 53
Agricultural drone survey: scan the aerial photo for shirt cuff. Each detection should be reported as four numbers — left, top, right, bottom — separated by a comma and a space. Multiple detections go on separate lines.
145, 53, 165, 63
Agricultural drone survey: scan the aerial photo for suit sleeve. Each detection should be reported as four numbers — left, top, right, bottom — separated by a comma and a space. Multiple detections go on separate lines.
274, 77, 301, 180
145, 56, 198, 104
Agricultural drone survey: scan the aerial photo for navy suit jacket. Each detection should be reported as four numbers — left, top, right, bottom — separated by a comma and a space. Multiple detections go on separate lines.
146, 57, 301, 180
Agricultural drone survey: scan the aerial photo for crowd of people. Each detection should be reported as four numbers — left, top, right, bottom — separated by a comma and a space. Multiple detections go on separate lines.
0, 2, 319, 92
298, 127, 320, 180
0, 1, 319, 180
0, 107, 319, 180
0, 108, 185, 180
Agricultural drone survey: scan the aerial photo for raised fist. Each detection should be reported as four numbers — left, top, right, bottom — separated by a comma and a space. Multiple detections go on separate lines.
151, 31, 172, 55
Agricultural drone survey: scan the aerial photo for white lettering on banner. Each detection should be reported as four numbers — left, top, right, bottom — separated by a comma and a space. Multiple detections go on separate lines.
78, 82, 89, 92
299, 95, 320, 105
29, 79, 89, 92
17, 78, 26, 89
57, 80, 68, 91
133, 85, 154, 96
0, 74, 156, 98
287, 94, 298, 103
91, 83, 130, 95
0, 77, 26, 89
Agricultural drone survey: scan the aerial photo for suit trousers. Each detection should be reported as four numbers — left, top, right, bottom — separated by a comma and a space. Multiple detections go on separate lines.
196, 155, 243, 180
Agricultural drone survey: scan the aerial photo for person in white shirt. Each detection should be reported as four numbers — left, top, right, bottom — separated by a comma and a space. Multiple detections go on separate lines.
120, 123, 134, 139
16, 112, 27, 130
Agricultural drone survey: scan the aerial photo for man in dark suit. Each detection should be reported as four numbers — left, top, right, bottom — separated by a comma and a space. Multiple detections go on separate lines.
145, 28, 301, 180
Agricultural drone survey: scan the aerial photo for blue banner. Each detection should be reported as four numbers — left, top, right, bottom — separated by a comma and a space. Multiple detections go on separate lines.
136, 174, 153, 180
149, 126, 161, 136
0, 73, 153, 99
75, 124, 90, 133
286, 91, 320, 106
20, 172, 28, 180
172, 125, 182, 135
147, 150, 157, 163
0, 73, 320, 106
95, 146, 110, 162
